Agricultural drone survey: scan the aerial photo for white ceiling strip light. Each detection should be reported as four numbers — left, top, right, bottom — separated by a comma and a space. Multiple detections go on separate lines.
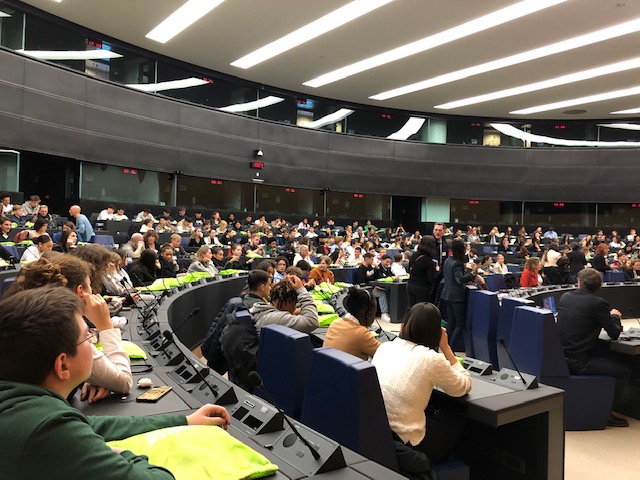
510, 85, 640, 114
301, 109, 354, 129
371, 16, 640, 101
597, 123, 640, 131
127, 78, 209, 92
436, 57, 640, 110
491, 123, 640, 147
387, 117, 426, 140
304, 0, 567, 88
0, 11, 11, 17
146, 0, 226, 44
611, 107, 640, 114
16, 49, 122, 60
219, 96, 285, 113
231, 0, 392, 69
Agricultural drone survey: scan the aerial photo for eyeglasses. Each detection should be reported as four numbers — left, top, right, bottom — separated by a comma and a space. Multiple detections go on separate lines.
78, 329, 99, 346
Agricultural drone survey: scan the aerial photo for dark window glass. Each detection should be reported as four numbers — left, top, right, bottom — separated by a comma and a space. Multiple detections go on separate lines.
255, 185, 323, 216
176, 176, 252, 211
326, 192, 390, 220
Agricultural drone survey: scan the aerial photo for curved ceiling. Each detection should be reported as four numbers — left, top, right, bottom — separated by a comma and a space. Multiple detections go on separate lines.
17, 0, 640, 120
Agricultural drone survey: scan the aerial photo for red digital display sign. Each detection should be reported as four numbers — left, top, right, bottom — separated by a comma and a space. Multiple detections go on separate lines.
250, 161, 265, 169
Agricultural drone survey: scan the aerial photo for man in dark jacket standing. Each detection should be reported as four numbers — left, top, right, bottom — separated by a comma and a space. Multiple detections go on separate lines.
557, 268, 630, 427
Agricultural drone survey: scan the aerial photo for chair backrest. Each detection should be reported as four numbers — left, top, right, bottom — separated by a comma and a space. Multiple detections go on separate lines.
256, 324, 313, 420
469, 290, 500, 368
93, 234, 115, 247
0, 276, 16, 296
604, 270, 624, 283
1, 244, 19, 259
484, 274, 506, 292
300, 347, 399, 471
509, 306, 569, 378
496, 297, 534, 369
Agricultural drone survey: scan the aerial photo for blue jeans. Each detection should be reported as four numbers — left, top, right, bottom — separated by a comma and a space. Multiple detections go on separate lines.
372, 286, 389, 315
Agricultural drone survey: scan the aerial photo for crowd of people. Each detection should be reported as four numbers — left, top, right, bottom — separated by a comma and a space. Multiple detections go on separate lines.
2, 195, 638, 476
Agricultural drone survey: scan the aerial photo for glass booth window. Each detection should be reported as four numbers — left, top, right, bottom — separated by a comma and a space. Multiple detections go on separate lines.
523, 202, 595, 228
327, 192, 390, 220
0, 150, 19, 191
255, 185, 323, 216
81, 163, 172, 206
177, 176, 252, 211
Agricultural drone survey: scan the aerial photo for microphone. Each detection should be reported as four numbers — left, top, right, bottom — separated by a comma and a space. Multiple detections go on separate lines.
248, 371, 320, 460
498, 337, 527, 387
120, 277, 154, 320
162, 330, 216, 396
170, 307, 201, 338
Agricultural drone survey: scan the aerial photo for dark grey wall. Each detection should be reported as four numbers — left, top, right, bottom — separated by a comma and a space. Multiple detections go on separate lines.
0, 47, 638, 203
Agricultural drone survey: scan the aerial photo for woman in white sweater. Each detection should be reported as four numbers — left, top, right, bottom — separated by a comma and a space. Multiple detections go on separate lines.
372, 302, 471, 464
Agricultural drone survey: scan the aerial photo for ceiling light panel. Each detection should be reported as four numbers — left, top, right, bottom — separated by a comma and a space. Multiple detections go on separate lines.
231, 0, 393, 69
510, 85, 640, 114
492, 122, 640, 147
304, 0, 567, 88
435, 57, 640, 110
17, 49, 123, 60
371, 16, 640, 101
301, 109, 354, 129
219, 96, 285, 113
0, 11, 11, 17
127, 78, 209, 92
611, 107, 640, 114
146, 0, 226, 44
387, 117, 425, 140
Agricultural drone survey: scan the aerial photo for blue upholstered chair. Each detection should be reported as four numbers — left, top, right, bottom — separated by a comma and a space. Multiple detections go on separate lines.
604, 270, 624, 283
484, 274, 506, 292
301, 347, 399, 471
301, 347, 470, 480
0, 276, 16, 296
256, 324, 313, 420
509, 306, 615, 430
496, 297, 534, 370
469, 290, 500, 369
93, 234, 115, 247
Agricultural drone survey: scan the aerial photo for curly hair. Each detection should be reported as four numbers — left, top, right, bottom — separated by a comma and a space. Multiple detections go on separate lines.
2, 258, 67, 298
70, 244, 112, 293
270, 280, 297, 309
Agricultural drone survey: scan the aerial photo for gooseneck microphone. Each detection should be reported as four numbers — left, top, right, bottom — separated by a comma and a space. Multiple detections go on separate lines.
248, 371, 320, 460
162, 330, 218, 399
170, 308, 201, 338
374, 318, 391, 340
498, 337, 527, 387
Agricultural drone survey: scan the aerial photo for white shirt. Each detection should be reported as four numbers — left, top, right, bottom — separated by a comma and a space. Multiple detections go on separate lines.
372, 338, 471, 446
493, 262, 509, 275
391, 262, 407, 277
20, 245, 43, 263
2, 203, 12, 214
97, 209, 114, 221
87, 328, 132, 393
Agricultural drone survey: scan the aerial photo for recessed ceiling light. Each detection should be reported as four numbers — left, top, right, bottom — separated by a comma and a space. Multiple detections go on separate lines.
304, 0, 567, 88
510, 85, 640, 114
16, 49, 123, 60
492, 123, 640, 147
127, 78, 209, 92
231, 0, 393, 69
435, 57, 640, 110
611, 106, 640, 114
219, 96, 285, 113
0, 11, 10, 17
301, 109, 354, 129
146, 0, 226, 44
371, 16, 640, 101
387, 117, 425, 140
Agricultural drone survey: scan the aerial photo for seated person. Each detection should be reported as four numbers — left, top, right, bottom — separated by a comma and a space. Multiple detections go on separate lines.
27, 218, 48, 240
158, 245, 179, 278
250, 275, 319, 334
293, 244, 315, 266
120, 233, 144, 263
0, 216, 12, 241
243, 233, 265, 256
138, 217, 155, 234
1, 191, 12, 214
309, 255, 335, 285
188, 227, 205, 248
156, 215, 175, 233
263, 237, 279, 257
112, 207, 128, 221
557, 268, 630, 427
355, 252, 390, 322
497, 236, 511, 254
0, 286, 231, 479
54, 229, 78, 254
204, 229, 222, 246
177, 217, 193, 234
96, 204, 115, 221
102, 251, 138, 299
187, 245, 219, 276
391, 253, 407, 277
372, 303, 471, 465
323, 286, 380, 360
52, 221, 75, 244
591, 243, 612, 273
493, 253, 509, 274
128, 250, 160, 287
143, 230, 159, 253
625, 259, 640, 281
292, 260, 315, 290
273, 256, 289, 283
520, 257, 543, 288
169, 233, 189, 258
4, 255, 132, 401
20, 234, 54, 263
225, 244, 252, 270
8, 204, 26, 227
210, 246, 226, 270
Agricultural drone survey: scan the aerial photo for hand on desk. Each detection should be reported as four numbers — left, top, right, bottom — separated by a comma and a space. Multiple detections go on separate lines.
187, 404, 231, 430
81, 383, 112, 404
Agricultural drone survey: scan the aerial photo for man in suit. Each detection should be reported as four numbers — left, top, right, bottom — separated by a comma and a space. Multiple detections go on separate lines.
557, 267, 630, 427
